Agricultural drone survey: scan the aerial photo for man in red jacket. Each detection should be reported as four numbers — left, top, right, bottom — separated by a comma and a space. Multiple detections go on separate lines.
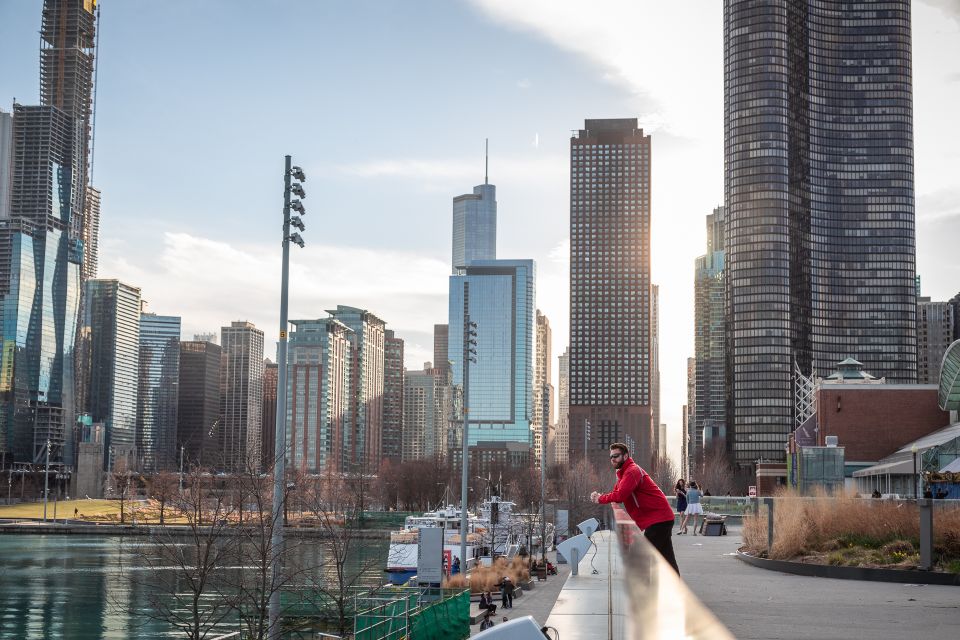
590, 442, 679, 573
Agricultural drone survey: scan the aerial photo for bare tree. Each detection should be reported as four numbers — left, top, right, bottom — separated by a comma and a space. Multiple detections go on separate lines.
651, 454, 680, 497
560, 459, 604, 536
505, 466, 541, 511
698, 443, 735, 496
116, 466, 240, 640
145, 471, 180, 525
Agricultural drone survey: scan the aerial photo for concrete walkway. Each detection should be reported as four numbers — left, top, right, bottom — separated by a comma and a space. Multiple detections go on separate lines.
674, 525, 959, 639
470, 555, 571, 636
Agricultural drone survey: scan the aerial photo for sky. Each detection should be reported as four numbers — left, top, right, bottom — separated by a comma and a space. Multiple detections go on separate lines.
2, 0, 959, 466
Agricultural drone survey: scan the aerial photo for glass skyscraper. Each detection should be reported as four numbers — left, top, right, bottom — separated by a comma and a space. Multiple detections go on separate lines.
177, 340, 221, 467
449, 259, 535, 447
285, 318, 352, 474
84, 280, 141, 469
452, 182, 496, 274
137, 313, 181, 472
724, 0, 918, 467
220, 321, 264, 472
694, 207, 726, 470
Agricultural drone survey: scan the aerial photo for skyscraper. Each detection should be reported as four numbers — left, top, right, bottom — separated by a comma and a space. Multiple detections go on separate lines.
449, 260, 536, 452
433, 323, 449, 372
137, 312, 181, 472
327, 305, 385, 471
917, 299, 955, 385
556, 347, 569, 465
262, 360, 277, 469
402, 366, 450, 462
569, 118, 653, 466
0, 0, 99, 468
533, 310, 554, 469
84, 280, 141, 469
177, 340, 222, 466
724, 1, 918, 469
650, 284, 661, 458
220, 321, 264, 472
685, 357, 696, 478
285, 318, 352, 474
694, 207, 726, 469
452, 175, 496, 273
382, 329, 405, 465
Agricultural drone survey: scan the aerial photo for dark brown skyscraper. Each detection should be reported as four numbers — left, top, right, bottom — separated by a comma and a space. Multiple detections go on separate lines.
177, 341, 222, 466
569, 118, 653, 466
262, 360, 278, 469
433, 323, 448, 372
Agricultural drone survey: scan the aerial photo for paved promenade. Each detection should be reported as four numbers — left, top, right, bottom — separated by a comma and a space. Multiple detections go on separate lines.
674, 525, 959, 640
469, 554, 571, 637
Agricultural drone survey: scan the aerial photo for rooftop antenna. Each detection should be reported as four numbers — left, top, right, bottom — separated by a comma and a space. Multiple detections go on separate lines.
484, 138, 489, 185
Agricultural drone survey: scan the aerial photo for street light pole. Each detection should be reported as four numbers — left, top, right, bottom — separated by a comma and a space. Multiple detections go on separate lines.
269, 155, 306, 640
911, 444, 919, 499
460, 285, 477, 571
43, 440, 50, 522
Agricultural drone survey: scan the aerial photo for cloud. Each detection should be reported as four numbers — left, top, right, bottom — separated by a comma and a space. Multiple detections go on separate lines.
469, 0, 723, 139
917, 187, 960, 222
516, 78, 532, 90
100, 232, 450, 367
921, 0, 960, 19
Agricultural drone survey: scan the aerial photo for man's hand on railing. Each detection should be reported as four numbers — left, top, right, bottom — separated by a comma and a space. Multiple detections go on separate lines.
590, 491, 600, 504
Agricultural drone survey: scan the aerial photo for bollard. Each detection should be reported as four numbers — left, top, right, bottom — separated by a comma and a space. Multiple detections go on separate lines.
571, 546, 580, 577
765, 497, 775, 554
919, 499, 933, 571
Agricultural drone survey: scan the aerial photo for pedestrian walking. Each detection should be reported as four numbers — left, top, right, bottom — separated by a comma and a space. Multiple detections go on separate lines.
680, 481, 703, 535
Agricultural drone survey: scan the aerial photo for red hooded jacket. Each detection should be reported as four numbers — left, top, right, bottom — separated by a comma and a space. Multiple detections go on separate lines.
597, 456, 675, 530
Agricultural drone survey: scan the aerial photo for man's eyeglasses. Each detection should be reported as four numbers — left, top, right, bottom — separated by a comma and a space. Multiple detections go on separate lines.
609, 453, 622, 460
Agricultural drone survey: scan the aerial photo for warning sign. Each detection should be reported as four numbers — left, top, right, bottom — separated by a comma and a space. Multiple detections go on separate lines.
748, 486, 757, 498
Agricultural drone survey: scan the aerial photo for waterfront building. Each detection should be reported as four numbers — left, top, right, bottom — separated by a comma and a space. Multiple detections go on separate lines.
220, 321, 264, 472
84, 280, 141, 469
569, 118, 654, 466
449, 260, 535, 455
262, 360, 277, 469
694, 207, 726, 469
452, 173, 496, 274
917, 299, 955, 385
327, 305, 386, 472
533, 310, 554, 469
402, 365, 450, 462
382, 329, 405, 465
555, 347, 569, 465
285, 318, 352, 474
137, 312, 180, 472
177, 340, 221, 467
725, 0, 918, 469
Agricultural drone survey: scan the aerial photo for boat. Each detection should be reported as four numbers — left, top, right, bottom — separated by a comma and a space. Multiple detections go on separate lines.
384, 504, 485, 585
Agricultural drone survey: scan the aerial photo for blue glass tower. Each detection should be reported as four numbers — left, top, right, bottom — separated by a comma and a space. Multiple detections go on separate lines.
452, 182, 496, 274
138, 313, 181, 471
449, 260, 535, 447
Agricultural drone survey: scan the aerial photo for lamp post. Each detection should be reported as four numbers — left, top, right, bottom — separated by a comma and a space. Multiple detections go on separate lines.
911, 444, 919, 499
459, 289, 477, 572
268, 155, 307, 640
43, 440, 51, 522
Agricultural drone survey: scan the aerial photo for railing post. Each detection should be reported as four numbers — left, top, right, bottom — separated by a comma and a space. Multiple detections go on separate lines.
918, 498, 933, 571
765, 497, 774, 554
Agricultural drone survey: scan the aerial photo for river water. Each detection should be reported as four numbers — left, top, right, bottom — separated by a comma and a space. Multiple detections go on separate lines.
0, 534, 388, 639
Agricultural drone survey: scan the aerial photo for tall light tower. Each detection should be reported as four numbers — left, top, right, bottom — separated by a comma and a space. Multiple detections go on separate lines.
459, 282, 477, 570
269, 155, 306, 640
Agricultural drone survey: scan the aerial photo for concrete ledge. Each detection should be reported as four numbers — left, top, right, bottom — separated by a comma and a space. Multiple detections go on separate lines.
736, 550, 960, 586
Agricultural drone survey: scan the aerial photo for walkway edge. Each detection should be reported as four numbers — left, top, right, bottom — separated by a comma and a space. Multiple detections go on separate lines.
736, 550, 960, 586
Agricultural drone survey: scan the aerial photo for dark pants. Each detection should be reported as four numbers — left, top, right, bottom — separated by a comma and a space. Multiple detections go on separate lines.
644, 519, 680, 574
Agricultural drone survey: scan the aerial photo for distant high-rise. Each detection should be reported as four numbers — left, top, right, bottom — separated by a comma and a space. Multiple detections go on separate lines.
137, 313, 180, 472
950, 291, 960, 343
402, 366, 450, 462
917, 299, 955, 385
452, 172, 496, 273
556, 347, 569, 465
382, 329, 405, 465
725, 0, 918, 468
694, 207, 726, 469
433, 324, 449, 372
84, 280, 141, 469
177, 340, 221, 466
220, 321, 264, 471
650, 284, 661, 458
261, 360, 278, 469
685, 357, 696, 478
81, 185, 100, 280
569, 118, 653, 466
327, 305, 385, 471
0, 109, 11, 219
285, 318, 352, 474
449, 260, 535, 451
533, 310, 554, 469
